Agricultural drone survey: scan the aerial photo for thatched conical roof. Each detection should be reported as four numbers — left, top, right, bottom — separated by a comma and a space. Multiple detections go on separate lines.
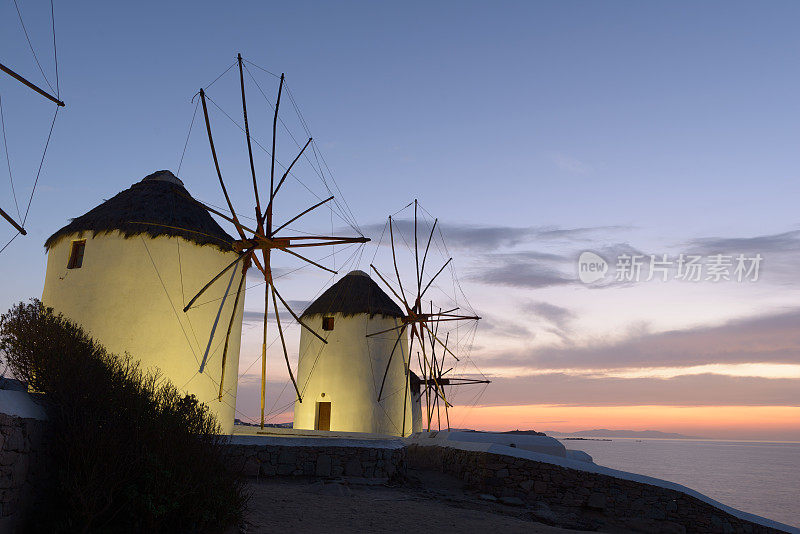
44, 170, 235, 252
301, 270, 405, 318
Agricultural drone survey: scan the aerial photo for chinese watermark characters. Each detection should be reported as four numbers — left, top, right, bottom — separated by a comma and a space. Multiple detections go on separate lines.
578, 252, 762, 284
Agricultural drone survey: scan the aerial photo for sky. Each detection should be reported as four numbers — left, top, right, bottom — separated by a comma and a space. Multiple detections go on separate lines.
2, 1, 800, 440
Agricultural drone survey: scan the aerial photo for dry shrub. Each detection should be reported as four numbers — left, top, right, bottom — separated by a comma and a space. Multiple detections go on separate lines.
0, 300, 247, 533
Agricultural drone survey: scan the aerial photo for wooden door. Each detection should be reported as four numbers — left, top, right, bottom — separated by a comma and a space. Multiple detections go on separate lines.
316, 402, 331, 431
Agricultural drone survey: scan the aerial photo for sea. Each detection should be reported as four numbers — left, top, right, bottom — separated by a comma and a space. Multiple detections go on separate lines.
557, 437, 800, 528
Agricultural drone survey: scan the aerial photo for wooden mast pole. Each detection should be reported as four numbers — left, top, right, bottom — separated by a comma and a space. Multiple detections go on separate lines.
0, 206, 26, 235
0, 62, 65, 107
238, 53, 261, 221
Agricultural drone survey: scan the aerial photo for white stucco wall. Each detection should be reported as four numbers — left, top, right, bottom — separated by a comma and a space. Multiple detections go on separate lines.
41, 231, 245, 434
411, 390, 422, 434
293, 313, 413, 436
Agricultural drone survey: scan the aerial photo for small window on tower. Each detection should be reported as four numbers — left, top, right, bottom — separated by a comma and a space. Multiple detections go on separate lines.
322, 316, 334, 331
67, 240, 86, 269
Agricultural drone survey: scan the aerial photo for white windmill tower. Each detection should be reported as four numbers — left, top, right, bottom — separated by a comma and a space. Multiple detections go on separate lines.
293, 270, 415, 436
41, 170, 246, 433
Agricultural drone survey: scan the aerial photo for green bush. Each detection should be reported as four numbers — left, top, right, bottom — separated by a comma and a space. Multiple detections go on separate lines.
0, 300, 247, 533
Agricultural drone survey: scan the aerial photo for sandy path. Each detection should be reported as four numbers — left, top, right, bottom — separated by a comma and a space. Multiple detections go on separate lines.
242, 472, 588, 533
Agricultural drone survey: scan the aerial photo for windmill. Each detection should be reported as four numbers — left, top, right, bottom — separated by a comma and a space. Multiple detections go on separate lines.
180, 54, 369, 429
421, 307, 491, 430
1, 0, 64, 246
369, 200, 489, 432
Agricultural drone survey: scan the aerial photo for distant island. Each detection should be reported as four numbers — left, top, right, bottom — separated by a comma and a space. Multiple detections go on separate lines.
544, 429, 702, 439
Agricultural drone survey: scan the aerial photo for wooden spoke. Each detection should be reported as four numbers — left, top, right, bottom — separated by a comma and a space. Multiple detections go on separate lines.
272, 195, 334, 235
177, 193, 259, 236
370, 264, 410, 313
365, 322, 406, 338
281, 247, 337, 274
183, 248, 253, 312
199, 256, 241, 373
269, 137, 312, 206
431, 306, 459, 316
219, 260, 248, 399
250, 252, 267, 275
0, 62, 65, 107
199, 88, 247, 240
433, 313, 481, 320
389, 217, 409, 307
420, 257, 452, 300
434, 354, 442, 430
402, 331, 415, 436
425, 316, 481, 323
414, 200, 420, 298
279, 235, 369, 241
376, 324, 406, 402
420, 322, 460, 362
419, 218, 437, 292
271, 284, 302, 402
237, 53, 261, 221
271, 284, 328, 344
267, 73, 284, 231
0, 206, 26, 235
285, 237, 368, 248
444, 388, 450, 430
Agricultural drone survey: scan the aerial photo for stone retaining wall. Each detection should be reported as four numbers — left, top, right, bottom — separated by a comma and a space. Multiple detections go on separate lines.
1, 414, 790, 534
226, 441, 406, 481
406, 444, 787, 534
0, 413, 49, 533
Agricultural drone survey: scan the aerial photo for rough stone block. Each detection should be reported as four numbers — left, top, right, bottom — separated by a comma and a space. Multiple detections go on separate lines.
276, 464, 294, 476
260, 464, 277, 477
315, 455, 332, 478
344, 458, 362, 477
277, 450, 297, 465
242, 457, 260, 478
586, 492, 606, 510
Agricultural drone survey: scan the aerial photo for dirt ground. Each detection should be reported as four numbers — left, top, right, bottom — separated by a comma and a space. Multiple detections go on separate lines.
241, 469, 592, 533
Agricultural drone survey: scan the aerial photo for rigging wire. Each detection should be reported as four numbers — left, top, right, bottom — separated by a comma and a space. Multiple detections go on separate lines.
50, 0, 58, 98
0, 232, 20, 254
241, 64, 363, 234
204, 60, 237, 91
21, 105, 58, 226
0, 95, 20, 220
200, 92, 359, 233
140, 237, 202, 367
12, 0, 55, 94
176, 98, 200, 177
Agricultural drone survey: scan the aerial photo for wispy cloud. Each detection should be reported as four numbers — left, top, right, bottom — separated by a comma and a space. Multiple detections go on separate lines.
470, 256, 575, 289
358, 221, 629, 252
683, 229, 800, 284
524, 301, 575, 338
474, 373, 800, 407
467, 243, 646, 289
684, 230, 800, 256
480, 314, 535, 339
485, 307, 800, 370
